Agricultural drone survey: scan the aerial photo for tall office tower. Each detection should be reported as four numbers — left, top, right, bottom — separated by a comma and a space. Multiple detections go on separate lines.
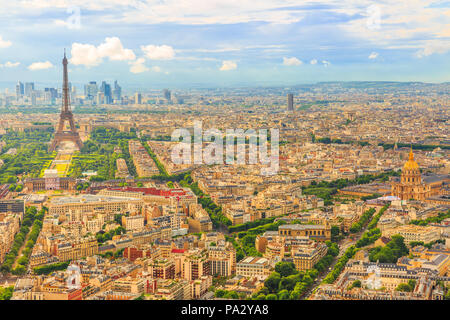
97, 92, 104, 105
113, 80, 122, 101
175, 95, 184, 104
31, 92, 37, 106
135, 92, 142, 104
44, 90, 52, 104
44, 88, 57, 104
100, 81, 112, 104
25, 82, 35, 97
16, 81, 23, 101
44, 88, 58, 99
15, 81, 24, 100
71, 85, 77, 105
163, 88, 171, 102
287, 93, 294, 111
84, 81, 98, 100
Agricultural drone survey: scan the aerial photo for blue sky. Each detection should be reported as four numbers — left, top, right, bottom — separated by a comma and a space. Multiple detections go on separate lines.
0, 0, 449, 89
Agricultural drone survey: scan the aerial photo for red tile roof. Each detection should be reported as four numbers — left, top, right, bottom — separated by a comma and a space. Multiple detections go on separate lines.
107, 187, 189, 198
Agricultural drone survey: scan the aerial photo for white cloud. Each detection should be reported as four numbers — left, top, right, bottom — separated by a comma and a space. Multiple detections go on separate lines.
2, 1, 303, 25
129, 58, 149, 74
97, 37, 135, 61
415, 40, 450, 58
282, 57, 302, 66
322, 60, 331, 67
0, 36, 12, 48
219, 60, 237, 71
129, 58, 163, 74
28, 61, 53, 70
118, 0, 304, 25
0, 61, 20, 68
341, 1, 449, 56
141, 45, 175, 60
368, 52, 379, 59
310, 59, 318, 65
182, 44, 286, 53
71, 37, 136, 67
70, 43, 103, 66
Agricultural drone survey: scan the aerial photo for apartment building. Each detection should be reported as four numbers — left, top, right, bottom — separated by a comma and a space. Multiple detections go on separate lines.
182, 249, 211, 281
149, 258, 176, 279
115, 158, 130, 178
278, 224, 331, 242
52, 236, 98, 261
292, 241, 328, 271
383, 225, 441, 243
208, 241, 236, 277
122, 215, 145, 231
48, 195, 144, 216
236, 257, 272, 278
154, 278, 191, 300
112, 277, 145, 294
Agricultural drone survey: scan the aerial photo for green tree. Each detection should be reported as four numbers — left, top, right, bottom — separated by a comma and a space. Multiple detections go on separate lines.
224, 291, 239, 299
277, 289, 290, 300
264, 272, 281, 293
214, 289, 227, 298
0, 286, 14, 300
12, 265, 26, 275
274, 261, 297, 277
396, 283, 412, 292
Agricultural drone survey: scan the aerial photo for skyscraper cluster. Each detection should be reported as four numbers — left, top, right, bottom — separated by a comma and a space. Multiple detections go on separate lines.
83, 80, 122, 105
15, 81, 65, 106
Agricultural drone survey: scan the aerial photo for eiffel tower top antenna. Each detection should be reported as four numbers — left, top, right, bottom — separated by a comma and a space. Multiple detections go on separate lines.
62, 48, 70, 113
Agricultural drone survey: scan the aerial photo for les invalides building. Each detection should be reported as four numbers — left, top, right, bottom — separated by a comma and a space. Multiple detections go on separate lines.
392, 148, 448, 201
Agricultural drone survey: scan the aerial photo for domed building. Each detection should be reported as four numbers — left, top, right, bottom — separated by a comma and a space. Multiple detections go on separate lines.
392, 148, 432, 201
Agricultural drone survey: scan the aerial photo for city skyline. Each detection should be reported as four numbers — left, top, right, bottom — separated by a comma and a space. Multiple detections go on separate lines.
0, 0, 449, 88
0, 0, 449, 306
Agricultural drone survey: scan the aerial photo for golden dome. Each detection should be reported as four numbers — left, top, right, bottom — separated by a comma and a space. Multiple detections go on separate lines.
403, 148, 419, 170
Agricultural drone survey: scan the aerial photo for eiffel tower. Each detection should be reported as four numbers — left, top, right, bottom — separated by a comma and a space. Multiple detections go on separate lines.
49, 50, 83, 152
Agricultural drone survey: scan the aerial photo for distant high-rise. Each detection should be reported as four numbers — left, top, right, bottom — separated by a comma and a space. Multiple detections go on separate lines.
97, 92, 104, 105
287, 93, 294, 111
135, 92, 142, 104
175, 95, 185, 104
25, 82, 34, 97
15, 81, 24, 100
31, 92, 36, 106
163, 88, 171, 102
100, 81, 112, 104
113, 80, 122, 101
44, 87, 57, 104
84, 81, 98, 100
71, 85, 77, 105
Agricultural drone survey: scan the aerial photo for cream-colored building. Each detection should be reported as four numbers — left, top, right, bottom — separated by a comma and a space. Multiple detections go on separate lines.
48, 195, 144, 217
383, 225, 441, 244
236, 256, 272, 278
122, 215, 145, 231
